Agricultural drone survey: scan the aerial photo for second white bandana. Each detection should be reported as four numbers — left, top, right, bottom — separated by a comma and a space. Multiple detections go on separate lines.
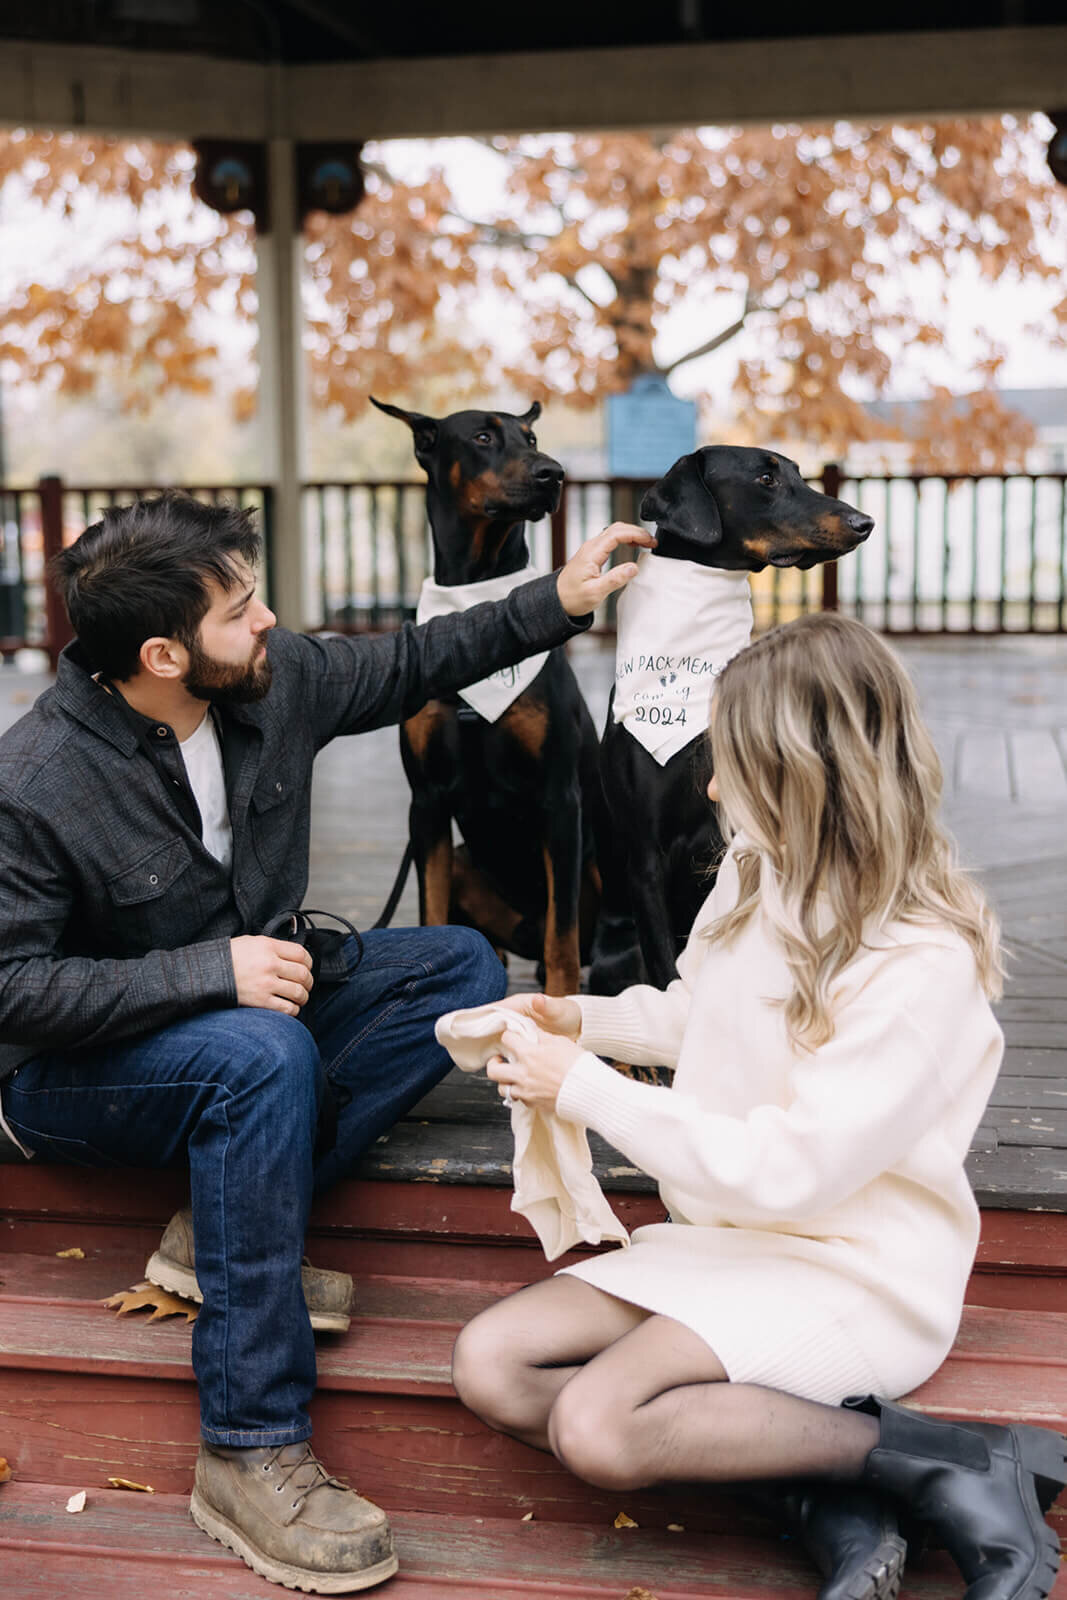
416, 565, 549, 722
612, 552, 754, 764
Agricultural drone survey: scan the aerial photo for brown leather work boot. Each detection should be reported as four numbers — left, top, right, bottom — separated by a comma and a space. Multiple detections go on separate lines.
191, 1440, 397, 1593
146, 1208, 353, 1333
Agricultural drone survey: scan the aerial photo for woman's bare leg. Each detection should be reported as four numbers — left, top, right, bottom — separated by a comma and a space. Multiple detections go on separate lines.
546, 1312, 878, 1493
451, 1275, 648, 1450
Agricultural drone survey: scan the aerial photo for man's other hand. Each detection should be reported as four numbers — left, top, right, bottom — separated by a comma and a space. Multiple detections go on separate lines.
556, 523, 656, 617
230, 935, 314, 1015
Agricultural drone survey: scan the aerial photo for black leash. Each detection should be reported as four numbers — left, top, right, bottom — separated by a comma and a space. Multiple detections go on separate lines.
372, 840, 414, 929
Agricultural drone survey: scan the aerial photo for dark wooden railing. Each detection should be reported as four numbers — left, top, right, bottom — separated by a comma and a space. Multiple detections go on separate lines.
1, 468, 1063, 666
0, 481, 273, 666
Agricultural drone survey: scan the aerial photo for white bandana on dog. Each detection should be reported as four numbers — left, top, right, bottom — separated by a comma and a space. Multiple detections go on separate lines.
612, 552, 753, 764
416, 566, 549, 722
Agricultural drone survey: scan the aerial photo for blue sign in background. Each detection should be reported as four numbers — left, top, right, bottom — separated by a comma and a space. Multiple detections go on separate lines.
606, 374, 698, 478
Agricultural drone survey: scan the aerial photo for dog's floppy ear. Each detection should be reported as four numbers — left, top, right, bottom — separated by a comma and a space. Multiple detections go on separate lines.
518, 401, 542, 425
640, 451, 723, 549
369, 397, 439, 463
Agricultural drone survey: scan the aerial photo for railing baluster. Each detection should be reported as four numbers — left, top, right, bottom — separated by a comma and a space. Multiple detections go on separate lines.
911, 477, 921, 632
1028, 475, 1038, 635
998, 478, 1009, 633
369, 487, 381, 628
1059, 478, 1067, 636
316, 486, 329, 628
969, 480, 980, 633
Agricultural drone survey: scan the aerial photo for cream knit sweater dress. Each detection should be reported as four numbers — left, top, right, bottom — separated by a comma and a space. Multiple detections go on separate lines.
556, 844, 1004, 1406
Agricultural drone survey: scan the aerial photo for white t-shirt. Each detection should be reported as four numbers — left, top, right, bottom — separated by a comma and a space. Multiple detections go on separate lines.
180, 711, 233, 869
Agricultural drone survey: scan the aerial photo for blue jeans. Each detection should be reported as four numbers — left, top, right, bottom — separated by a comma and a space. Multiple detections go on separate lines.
1, 926, 506, 1446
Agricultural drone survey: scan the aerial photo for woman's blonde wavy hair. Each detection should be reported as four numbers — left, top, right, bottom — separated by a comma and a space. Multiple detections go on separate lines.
707, 613, 1002, 1051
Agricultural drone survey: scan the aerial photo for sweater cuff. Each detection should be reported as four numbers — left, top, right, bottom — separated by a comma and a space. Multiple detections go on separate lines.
575, 992, 655, 1060
555, 1050, 626, 1128
518, 572, 592, 639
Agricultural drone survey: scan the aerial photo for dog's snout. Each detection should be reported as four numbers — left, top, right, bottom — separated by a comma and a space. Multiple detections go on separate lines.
534, 461, 564, 486
848, 512, 874, 540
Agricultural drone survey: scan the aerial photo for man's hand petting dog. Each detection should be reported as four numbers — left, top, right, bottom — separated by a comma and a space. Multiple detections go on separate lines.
487, 1015, 586, 1112
230, 935, 314, 1015
556, 522, 655, 616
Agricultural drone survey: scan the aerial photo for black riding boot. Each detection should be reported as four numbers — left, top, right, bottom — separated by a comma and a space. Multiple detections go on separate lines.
773, 1486, 906, 1600
846, 1395, 1067, 1600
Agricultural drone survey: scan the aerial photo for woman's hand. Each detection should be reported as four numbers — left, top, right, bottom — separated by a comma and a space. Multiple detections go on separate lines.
556, 523, 656, 617
490, 992, 582, 1039
487, 1025, 587, 1112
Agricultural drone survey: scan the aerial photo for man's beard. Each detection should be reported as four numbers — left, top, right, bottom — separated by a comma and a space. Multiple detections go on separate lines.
184, 636, 273, 704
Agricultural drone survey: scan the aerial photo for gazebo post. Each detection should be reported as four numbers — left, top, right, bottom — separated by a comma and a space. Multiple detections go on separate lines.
257, 134, 308, 631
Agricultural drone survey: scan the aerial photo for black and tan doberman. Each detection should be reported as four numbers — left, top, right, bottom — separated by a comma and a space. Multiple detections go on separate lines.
591, 445, 874, 996
372, 398, 603, 995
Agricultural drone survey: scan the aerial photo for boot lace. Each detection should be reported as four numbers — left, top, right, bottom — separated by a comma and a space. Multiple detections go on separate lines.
263, 1443, 352, 1516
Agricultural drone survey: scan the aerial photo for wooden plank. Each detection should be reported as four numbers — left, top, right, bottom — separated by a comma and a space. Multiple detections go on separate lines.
999, 1048, 1067, 1078
975, 1208, 1067, 1269
988, 1078, 1067, 1114
0, 1165, 668, 1242
997, 1025, 1067, 1051
968, 1147, 1067, 1211
985, 1111, 1067, 1150
0, 1486, 940, 1600
996, 999, 1067, 1024
1009, 731, 1067, 806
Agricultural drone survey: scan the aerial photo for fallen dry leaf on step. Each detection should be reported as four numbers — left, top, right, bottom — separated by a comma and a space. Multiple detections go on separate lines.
520, 1511, 534, 1522
0, 1458, 12, 1484
66, 1490, 87, 1513
667, 1523, 685, 1532
623, 1589, 659, 1600
614, 1511, 639, 1529
103, 1281, 198, 1323
56, 1247, 85, 1259
107, 1477, 155, 1493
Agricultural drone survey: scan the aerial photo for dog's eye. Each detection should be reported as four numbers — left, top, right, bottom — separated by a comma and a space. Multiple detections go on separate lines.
527, 433, 537, 450
757, 472, 777, 487
473, 431, 493, 446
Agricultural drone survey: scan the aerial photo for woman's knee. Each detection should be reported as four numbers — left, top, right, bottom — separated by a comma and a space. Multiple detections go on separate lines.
548, 1382, 644, 1492
452, 1311, 536, 1434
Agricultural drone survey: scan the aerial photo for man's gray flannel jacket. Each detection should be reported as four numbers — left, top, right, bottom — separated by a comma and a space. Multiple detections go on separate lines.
0, 573, 589, 1084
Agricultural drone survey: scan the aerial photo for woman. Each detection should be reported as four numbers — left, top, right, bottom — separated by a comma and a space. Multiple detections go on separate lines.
451, 613, 1066, 1600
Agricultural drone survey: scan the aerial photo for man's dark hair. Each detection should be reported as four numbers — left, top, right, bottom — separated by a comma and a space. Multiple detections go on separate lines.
52, 493, 262, 680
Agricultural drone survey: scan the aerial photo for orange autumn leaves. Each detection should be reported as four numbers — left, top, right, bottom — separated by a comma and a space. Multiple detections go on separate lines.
1, 119, 1063, 471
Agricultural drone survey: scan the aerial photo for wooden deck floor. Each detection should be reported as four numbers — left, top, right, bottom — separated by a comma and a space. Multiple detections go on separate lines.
1, 630, 1064, 1205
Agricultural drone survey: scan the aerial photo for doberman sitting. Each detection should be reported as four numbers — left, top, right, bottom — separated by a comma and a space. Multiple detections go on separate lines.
372, 398, 603, 995
591, 445, 874, 996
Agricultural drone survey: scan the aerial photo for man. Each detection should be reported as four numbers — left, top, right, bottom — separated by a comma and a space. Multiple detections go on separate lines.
0, 492, 648, 1593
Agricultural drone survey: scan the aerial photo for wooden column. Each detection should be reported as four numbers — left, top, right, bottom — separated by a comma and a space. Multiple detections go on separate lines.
256, 137, 308, 630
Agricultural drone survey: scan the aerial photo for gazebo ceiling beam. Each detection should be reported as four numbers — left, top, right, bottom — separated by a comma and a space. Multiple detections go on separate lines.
278, 0, 388, 58
1, 27, 1065, 142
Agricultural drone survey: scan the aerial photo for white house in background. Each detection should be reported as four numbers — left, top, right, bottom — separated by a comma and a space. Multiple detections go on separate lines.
856, 388, 1067, 474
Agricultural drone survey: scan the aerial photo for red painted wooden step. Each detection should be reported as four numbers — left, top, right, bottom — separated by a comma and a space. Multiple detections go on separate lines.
3, 1240, 1067, 1525
3, 1481, 1063, 1600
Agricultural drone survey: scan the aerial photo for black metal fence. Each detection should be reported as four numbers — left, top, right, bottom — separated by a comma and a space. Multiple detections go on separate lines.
0, 480, 273, 664
2, 468, 1064, 664
303, 469, 1067, 637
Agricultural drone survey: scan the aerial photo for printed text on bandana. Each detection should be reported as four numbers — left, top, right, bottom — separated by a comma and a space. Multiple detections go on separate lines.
611, 553, 753, 764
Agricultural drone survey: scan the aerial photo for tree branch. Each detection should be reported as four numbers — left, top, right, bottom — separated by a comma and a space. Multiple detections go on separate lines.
661, 288, 768, 376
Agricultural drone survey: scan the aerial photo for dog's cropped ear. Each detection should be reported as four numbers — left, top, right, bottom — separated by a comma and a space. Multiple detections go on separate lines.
639, 451, 723, 549
369, 397, 439, 462
518, 401, 542, 425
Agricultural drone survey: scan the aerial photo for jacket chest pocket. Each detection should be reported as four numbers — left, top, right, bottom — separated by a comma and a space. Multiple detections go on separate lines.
249, 775, 294, 874
106, 837, 192, 905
